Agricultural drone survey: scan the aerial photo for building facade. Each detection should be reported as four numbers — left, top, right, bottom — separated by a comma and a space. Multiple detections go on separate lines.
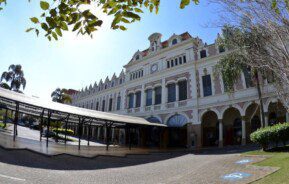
71, 32, 287, 148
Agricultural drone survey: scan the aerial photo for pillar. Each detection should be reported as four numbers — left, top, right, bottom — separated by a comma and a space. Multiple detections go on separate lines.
133, 93, 137, 108
161, 79, 166, 109
141, 85, 145, 111
104, 127, 107, 141
241, 116, 246, 145
218, 119, 223, 148
286, 112, 289, 122
176, 83, 179, 102
112, 128, 115, 142
264, 112, 269, 127
97, 127, 100, 140
152, 88, 156, 105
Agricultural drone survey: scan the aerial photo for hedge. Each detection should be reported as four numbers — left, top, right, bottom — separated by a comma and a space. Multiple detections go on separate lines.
52, 128, 74, 136
250, 123, 289, 150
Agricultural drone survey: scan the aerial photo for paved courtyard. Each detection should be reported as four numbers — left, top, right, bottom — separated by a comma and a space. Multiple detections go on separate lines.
0, 146, 278, 184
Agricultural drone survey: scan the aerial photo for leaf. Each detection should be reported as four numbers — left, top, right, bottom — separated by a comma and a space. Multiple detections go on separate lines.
52, 32, 58, 40
41, 23, 49, 31
55, 27, 62, 36
72, 21, 81, 31
119, 25, 127, 31
60, 22, 68, 31
180, 0, 190, 9
25, 28, 34, 32
30, 17, 39, 24
134, 8, 143, 13
40, 1, 49, 10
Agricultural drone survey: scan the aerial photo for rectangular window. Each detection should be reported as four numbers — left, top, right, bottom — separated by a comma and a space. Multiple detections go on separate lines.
154, 86, 162, 105
167, 83, 176, 103
200, 50, 207, 58
135, 91, 141, 108
219, 45, 225, 53
117, 96, 121, 110
175, 58, 178, 66
102, 100, 105, 111
243, 67, 254, 88
146, 89, 153, 106
202, 75, 212, 97
178, 80, 187, 101
96, 102, 99, 110
108, 98, 113, 111
167, 61, 170, 68
128, 93, 134, 109
171, 60, 174, 67
179, 57, 182, 65
183, 55, 187, 63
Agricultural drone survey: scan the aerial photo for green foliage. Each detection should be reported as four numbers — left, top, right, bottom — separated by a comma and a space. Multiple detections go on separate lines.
51, 88, 72, 103
250, 123, 289, 150
0, 64, 26, 92
0, 0, 199, 40
52, 128, 74, 135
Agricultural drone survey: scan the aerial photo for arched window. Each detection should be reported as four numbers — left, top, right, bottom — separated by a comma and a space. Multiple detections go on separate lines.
167, 114, 187, 127
172, 38, 178, 45
147, 117, 161, 124
136, 55, 140, 60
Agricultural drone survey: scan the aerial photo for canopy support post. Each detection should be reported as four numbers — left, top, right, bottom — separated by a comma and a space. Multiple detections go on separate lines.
46, 110, 52, 148
64, 115, 70, 145
39, 109, 45, 142
87, 122, 91, 146
78, 117, 83, 150
4, 108, 8, 129
128, 126, 132, 150
13, 102, 19, 142
106, 122, 110, 151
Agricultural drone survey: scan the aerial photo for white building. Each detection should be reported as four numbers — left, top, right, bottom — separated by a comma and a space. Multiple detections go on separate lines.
71, 32, 287, 148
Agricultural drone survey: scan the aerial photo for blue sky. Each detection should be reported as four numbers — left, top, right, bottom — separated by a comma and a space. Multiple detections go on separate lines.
0, 1, 221, 100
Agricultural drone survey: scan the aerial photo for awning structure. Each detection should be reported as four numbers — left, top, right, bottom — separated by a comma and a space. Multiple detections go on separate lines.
0, 88, 166, 150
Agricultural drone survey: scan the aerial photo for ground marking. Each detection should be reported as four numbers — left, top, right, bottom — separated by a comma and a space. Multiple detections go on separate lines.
0, 174, 26, 181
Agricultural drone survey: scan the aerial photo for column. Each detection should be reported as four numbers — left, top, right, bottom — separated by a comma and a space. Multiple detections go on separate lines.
152, 88, 156, 105
264, 112, 269, 127
241, 116, 246, 145
161, 79, 166, 109
218, 119, 223, 148
112, 128, 115, 143
133, 93, 137, 108
286, 112, 289, 122
104, 127, 107, 141
141, 85, 145, 111
176, 83, 179, 102
97, 127, 100, 140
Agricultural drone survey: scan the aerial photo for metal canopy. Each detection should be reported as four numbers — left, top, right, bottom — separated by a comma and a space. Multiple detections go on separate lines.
0, 88, 166, 127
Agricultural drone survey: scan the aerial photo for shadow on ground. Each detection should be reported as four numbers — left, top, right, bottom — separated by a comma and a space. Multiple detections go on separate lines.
0, 144, 261, 171
0, 147, 189, 170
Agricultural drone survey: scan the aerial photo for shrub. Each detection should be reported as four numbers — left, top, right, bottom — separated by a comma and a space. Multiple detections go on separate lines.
52, 128, 74, 136
250, 123, 289, 151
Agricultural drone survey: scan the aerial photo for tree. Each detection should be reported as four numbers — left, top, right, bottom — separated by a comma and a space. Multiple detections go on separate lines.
0, 0, 200, 41
212, 0, 289, 122
51, 88, 72, 103
1, 64, 26, 92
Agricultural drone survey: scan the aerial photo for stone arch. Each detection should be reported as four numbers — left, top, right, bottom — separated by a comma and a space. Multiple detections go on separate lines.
264, 97, 278, 112
199, 108, 221, 121
164, 112, 190, 126
166, 114, 188, 127
201, 110, 219, 147
244, 102, 261, 140
267, 100, 287, 125
221, 104, 244, 117
222, 107, 242, 145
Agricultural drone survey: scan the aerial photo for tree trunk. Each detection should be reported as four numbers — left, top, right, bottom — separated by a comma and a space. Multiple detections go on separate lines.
255, 70, 266, 127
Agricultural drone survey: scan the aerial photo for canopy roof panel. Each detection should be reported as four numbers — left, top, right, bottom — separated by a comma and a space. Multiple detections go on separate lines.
0, 88, 166, 127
